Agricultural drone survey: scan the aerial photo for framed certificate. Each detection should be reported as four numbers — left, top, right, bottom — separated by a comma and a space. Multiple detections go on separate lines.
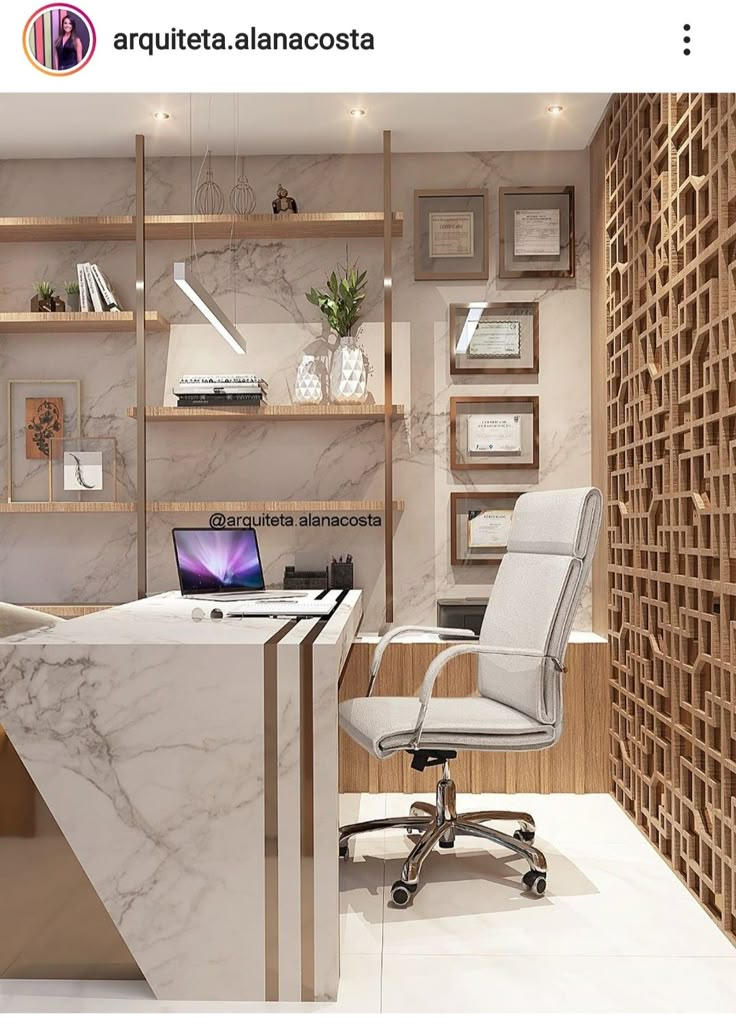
450, 491, 525, 565
468, 321, 520, 358
513, 208, 560, 256
429, 212, 474, 258
450, 302, 539, 375
467, 509, 514, 548
467, 414, 522, 454
499, 186, 575, 278
414, 189, 489, 281
450, 395, 539, 470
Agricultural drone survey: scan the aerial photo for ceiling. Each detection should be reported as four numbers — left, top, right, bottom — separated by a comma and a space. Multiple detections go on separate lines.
2, 94, 609, 158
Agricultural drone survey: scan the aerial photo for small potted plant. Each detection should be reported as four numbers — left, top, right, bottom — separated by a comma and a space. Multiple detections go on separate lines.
30, 281, 64, 313
63, 280, 80, 312
305, 260, 370, 403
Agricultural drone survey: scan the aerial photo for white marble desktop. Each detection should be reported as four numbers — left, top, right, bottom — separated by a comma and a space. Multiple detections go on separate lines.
0, 591, 363, 1002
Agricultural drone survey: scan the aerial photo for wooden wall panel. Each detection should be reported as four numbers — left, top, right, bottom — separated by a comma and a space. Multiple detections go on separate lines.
605, 93, 736, 943
338, 641, 608, 794
590, 119, 609, 636
0, 727, 35, 836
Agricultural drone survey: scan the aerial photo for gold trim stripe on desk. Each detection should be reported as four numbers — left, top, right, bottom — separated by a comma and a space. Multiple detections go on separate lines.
299, 619, 327, 1001
263, 621, 298, 1000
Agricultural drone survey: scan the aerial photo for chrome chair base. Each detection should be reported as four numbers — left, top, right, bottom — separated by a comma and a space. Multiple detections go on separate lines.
339, 763, 548, 907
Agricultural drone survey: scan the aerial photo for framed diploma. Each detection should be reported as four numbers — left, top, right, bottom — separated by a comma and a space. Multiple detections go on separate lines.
414, 188, 489, 281
468, 321, 520, 358
450, 395, 539, 470
467, 509, 513, 548
498, 186, 575, 278
429, 212, 474, 258
449, 302, 539, 375
467, 414, 522, 454
450, 491, 525, 565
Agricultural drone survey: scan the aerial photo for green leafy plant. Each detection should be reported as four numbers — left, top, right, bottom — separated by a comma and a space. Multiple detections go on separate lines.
63, 280, 80, 295
33, 281, 56, 299
305, 260, 367, 338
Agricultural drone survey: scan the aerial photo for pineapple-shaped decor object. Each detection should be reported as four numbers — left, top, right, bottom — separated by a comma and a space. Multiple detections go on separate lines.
294, 355, 325, 404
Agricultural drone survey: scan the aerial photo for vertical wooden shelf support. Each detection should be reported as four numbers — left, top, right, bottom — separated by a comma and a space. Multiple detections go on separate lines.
135, 134, 147, 599
383, 130, 395, 625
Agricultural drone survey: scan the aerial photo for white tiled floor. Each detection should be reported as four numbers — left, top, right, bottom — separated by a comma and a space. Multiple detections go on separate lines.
2, 793, 735, 1014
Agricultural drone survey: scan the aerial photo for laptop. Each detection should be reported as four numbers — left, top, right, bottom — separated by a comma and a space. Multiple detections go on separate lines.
172, 527, 304, 602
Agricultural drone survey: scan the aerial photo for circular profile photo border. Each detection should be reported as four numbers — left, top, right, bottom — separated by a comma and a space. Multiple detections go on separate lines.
23, 3, 97, 76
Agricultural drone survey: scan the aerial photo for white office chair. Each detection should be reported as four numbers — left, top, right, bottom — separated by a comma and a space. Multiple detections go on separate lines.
339, 487, 602, 906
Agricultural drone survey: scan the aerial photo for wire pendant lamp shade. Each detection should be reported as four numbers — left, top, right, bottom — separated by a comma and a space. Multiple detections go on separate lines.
195, 149, 225, 215
230, 156, 256, 216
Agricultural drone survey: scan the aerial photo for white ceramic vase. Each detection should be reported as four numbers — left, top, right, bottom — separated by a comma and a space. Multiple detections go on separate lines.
294, 355, 325, 404
329, 336, 368, 404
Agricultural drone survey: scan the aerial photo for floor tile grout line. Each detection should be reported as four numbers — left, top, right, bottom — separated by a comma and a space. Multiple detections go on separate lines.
378, 952, 736, 959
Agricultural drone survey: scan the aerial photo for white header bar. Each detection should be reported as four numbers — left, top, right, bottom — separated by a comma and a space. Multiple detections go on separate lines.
1, 1, 729, 93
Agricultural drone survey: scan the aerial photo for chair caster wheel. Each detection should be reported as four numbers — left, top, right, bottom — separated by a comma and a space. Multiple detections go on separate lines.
513, 828, 536, 843
390, 880, 417, 907
522, 870, 547, 895
339, 843, 349, 860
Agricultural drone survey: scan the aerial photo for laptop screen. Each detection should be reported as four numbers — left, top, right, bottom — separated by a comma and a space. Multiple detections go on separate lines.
173, 528, 265, 594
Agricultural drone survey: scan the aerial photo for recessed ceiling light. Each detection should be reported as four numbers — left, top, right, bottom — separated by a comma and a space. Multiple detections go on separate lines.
153, 111, 171, 121
547, 105, 564, 116
349, 108, 367, 119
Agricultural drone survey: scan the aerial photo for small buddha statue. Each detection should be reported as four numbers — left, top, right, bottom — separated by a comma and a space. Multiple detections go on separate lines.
272, 184, 298, 215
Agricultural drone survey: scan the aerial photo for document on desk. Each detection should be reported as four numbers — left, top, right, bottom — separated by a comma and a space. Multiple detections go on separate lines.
226, 589, 343, 617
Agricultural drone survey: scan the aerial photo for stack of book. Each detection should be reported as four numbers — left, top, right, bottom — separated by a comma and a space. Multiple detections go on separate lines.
173, 375, 268, 408
77, 263, 122, 313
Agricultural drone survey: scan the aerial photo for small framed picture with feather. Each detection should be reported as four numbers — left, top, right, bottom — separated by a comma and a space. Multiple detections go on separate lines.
49, 436, 118, 503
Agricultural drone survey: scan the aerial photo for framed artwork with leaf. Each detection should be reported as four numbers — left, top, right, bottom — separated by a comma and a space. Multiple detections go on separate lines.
7, 380, 80, 502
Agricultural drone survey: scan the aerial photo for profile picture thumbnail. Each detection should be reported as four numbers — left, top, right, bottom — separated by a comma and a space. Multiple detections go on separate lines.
23, 4, 96, 76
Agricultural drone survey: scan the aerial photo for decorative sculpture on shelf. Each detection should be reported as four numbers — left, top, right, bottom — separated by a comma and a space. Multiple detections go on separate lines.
305, 258, 370, 404
195, 150, 225, 215
294, 354, 327, 404
230, 157, 256, 216
272, 184, 298, 215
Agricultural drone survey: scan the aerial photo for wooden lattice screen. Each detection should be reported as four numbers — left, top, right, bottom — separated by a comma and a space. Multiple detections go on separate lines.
605, 93, 736, 941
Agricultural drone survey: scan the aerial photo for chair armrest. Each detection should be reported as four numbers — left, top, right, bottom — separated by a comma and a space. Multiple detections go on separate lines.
366, 625, 476, 696
411, 645, 566, 748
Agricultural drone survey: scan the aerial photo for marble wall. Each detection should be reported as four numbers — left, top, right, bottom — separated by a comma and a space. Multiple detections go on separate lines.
0, 147, 591, 630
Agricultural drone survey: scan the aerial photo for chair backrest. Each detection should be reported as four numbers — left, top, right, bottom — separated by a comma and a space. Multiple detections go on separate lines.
477, 487, 602, 725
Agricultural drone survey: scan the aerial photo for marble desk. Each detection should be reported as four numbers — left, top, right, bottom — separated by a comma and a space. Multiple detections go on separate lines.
0, 591, 363, 1002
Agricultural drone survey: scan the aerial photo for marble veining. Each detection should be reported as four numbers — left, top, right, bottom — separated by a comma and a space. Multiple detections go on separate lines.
0, 592, 363, 1001
0, 148, 592, 630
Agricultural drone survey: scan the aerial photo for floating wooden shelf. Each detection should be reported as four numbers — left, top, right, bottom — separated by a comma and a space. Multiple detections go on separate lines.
148, 500, 405, 513
1, 502, 136, 514
0, 212, 403, 243
25, 604, 115, 618
146, 212, 404, 240
0, 311, 169, 333
128, 403, 405, 422
0, 216, 134, 242
1, 499, 403, 514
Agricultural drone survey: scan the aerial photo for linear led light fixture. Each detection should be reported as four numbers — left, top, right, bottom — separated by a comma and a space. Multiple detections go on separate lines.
173, 261, 246, 355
